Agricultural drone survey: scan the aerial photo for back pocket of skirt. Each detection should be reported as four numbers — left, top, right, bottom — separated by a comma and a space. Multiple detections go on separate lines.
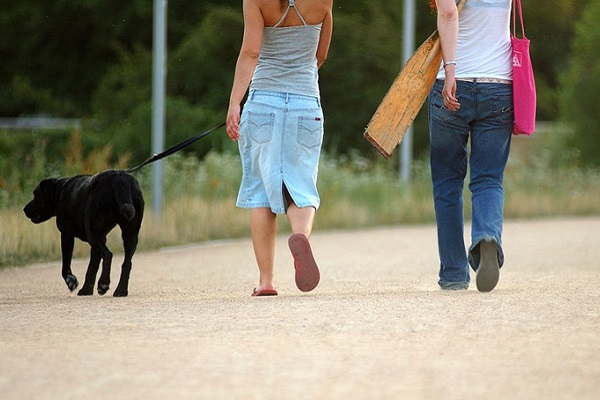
247, 112, 275, 144
297, 115, 323, 149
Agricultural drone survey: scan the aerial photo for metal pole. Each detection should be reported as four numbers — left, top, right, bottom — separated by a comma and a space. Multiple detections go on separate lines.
400, 0, 416, 184
152, 0, 167, 214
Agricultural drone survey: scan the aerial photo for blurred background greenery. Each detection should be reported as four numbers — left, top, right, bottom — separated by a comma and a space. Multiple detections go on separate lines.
1, 0, 599, 266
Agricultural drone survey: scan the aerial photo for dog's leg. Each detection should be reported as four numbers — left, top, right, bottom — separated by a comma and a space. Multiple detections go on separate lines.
113, 224, 139, 297
77, 246, 101, 296
96, 240, 113, 296
60, 234, 78, 292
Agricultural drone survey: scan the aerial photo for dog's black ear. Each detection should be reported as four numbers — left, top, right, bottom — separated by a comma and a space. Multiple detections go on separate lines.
40, 177, 61, 187
37, 177, 61, 193
33, 178, 64, 206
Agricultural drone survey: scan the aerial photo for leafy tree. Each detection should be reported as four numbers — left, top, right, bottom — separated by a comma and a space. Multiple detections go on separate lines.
523, 0, 592, 121
168, 6, 243, 109
559, 0, 600, 167
0, 0, 153, 116
320, 1, 404, 155
92, 45, 153, 125
90, 6, 241, 163
0, 0, 595, 164
0, 0, 234, 117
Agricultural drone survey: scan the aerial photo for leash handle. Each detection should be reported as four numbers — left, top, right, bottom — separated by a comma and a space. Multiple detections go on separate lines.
128, 122, 225, 173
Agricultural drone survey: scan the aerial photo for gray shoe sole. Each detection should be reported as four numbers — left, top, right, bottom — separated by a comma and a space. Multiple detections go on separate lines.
476, 240, 500, 292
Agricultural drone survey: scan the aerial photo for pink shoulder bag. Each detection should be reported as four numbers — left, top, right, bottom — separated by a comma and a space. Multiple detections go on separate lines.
511, 0, 536, 135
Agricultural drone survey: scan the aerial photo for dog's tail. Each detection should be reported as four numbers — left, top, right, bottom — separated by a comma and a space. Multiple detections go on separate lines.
120, 203, 136, 221
112, 173, 137, 221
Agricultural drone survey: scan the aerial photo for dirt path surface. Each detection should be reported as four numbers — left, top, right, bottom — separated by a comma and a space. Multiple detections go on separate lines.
1, 217, 599, 400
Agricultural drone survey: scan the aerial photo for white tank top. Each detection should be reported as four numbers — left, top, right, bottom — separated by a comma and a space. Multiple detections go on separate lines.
437, 0, 512, 80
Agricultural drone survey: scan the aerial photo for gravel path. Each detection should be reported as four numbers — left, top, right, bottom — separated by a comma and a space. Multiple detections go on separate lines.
1, 217, 599, 399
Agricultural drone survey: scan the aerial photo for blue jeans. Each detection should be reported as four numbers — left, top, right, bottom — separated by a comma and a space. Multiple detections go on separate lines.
428, 79, 512, 289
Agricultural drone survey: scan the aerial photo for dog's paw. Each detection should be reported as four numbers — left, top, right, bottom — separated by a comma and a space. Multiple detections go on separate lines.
77, 286, 93, 296
65, 274, 79, 292
113, 287, 128, 297
97, 283, 110, 296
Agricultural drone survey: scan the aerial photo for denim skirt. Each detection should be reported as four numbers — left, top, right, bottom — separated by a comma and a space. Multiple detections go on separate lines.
236, 90, 324, 214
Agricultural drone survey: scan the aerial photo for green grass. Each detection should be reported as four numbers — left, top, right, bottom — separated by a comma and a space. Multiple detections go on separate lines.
2, 134, 600, 268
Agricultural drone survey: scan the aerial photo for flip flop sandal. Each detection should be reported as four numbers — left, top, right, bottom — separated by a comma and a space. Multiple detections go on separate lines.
288, 234, 320, 292
252, 288, 278, 297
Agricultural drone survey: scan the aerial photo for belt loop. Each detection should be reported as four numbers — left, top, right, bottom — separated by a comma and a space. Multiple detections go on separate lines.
285, 93, 290, 104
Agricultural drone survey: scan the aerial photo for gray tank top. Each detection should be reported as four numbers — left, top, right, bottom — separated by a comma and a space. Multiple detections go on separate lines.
250, 0, 322, 98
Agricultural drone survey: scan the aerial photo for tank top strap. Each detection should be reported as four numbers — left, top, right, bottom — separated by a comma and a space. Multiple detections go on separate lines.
273, 0, 308, 28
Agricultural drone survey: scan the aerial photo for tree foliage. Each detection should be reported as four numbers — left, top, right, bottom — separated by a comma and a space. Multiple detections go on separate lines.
523, 0, 591, 120
559, 0, 600, 167
0, 0, 596, 164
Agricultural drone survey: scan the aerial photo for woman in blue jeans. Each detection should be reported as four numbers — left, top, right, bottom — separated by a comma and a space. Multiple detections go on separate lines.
429, 0, 513, 292
226, 0, 333, 296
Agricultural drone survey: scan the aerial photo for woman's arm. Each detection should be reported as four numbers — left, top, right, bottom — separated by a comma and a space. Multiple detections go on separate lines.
226, 0, 264, 141
435, 0, 460, 110
316, 2, 333, 69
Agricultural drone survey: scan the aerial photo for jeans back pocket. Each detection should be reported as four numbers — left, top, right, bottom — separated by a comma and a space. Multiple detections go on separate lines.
247, 112, 275, 144
296, 115, 323, 149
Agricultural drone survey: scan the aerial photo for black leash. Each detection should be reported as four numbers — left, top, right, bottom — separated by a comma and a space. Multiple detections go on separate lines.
128, 122, 225, 173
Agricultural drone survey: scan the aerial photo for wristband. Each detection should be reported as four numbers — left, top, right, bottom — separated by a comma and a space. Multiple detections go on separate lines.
443, 61, 456, 68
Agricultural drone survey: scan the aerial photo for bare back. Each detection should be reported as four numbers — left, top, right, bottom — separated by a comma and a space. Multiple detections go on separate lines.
259, 0, 332, 27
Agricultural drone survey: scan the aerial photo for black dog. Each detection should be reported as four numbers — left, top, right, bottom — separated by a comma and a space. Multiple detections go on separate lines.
24, 170, 144, 297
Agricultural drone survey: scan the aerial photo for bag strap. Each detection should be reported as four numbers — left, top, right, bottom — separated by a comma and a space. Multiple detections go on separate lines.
512, 0, 526, 38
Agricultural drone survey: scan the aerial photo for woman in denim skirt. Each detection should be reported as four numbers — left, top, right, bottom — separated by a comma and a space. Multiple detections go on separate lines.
226, 0, 333, 296
429, 0, 514, 292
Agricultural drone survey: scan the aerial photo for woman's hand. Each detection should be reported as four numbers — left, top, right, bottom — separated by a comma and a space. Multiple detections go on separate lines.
226, 103, 241, 141
442, 74, 460, 111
